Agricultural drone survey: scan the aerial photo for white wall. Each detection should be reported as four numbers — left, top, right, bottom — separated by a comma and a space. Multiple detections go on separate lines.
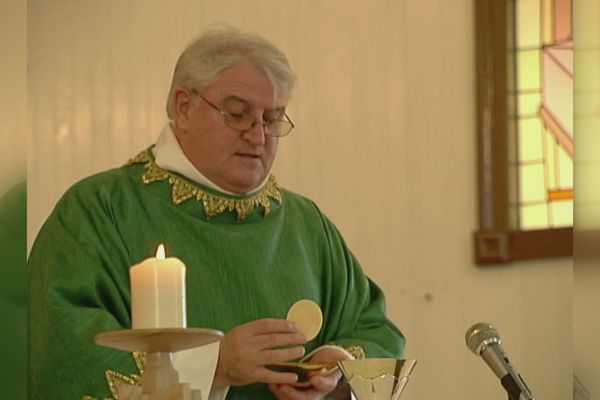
28, 1, 572, 399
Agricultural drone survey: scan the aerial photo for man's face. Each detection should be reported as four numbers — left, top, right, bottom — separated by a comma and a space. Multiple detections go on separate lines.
173, 62, 285, 195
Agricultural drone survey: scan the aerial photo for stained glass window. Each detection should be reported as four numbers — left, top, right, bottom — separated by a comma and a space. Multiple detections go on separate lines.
515, 0, 573, 230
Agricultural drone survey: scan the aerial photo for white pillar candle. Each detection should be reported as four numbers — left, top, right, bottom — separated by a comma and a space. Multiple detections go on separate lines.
130, 244, 187, 329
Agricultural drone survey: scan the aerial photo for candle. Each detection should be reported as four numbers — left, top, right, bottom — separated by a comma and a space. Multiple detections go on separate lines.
130, 244, 187, 329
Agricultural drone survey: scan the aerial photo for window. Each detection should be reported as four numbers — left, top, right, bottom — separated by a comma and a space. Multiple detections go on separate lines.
474, 0, 573, 264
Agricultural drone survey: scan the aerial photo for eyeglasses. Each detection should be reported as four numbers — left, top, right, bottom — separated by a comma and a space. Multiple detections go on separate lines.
191, 90, 295, 137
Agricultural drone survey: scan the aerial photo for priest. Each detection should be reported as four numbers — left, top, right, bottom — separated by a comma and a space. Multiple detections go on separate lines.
28, 26, 405, 400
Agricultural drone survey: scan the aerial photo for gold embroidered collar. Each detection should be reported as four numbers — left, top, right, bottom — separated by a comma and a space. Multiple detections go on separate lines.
127, 149, 282, 222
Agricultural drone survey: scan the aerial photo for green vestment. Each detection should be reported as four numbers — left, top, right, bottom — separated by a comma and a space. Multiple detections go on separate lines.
28, 150, 404, 399
0, 181, 27, 400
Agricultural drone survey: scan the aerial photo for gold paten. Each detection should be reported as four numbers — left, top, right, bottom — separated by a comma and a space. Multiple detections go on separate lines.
327, 343, 366, 360
127, 149, 282, 222
344, 345, 366, 360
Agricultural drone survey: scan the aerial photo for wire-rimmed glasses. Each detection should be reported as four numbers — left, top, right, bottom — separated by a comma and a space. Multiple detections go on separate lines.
191, 89, 295, 137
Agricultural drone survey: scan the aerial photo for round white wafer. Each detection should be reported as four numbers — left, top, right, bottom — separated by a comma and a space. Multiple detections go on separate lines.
286, 299, 323, 341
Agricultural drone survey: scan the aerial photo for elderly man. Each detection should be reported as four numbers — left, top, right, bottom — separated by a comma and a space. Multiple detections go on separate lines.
28, 26, 404, 400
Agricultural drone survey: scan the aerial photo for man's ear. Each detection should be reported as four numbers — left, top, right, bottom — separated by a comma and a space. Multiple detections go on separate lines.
172, 87, 193, 132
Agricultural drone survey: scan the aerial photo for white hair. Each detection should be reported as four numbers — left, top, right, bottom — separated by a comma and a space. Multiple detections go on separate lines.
166, 25, 296, 119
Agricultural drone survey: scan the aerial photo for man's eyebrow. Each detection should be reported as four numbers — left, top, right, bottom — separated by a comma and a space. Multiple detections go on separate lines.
223, 95, 285, 112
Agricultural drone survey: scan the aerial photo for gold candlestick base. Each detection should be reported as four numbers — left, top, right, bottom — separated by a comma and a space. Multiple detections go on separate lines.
95, 328, 223, 400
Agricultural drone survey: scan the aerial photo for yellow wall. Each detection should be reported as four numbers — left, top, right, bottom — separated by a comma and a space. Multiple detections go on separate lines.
0, 0, 26, 194
28, 1, 572, 399
573, 0, 600, 397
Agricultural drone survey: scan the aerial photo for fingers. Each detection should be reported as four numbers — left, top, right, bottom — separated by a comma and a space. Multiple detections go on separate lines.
257, 331, 306, 350
248, 318, 301, 335
256, 368, 300, 385
267, 372, 342, 400
214, 318, 309, 388
267, 384, 287, 399
261, 346, 306, 364
268, 384, 316, 400
308, 372, 341, 392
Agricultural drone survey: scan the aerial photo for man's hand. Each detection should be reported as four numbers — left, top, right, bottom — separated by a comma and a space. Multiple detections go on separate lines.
213, 318, 307, 388
267, 347, 351, 400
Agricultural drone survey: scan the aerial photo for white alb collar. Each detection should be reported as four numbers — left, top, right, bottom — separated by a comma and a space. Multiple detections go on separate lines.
153, 124, 268, 196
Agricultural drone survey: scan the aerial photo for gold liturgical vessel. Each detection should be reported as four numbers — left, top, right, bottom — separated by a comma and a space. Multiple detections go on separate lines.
338, 359, 417, 400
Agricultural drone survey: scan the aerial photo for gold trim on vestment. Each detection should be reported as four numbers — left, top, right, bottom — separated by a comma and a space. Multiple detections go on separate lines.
127, 149, 282, 222
83, 352, 146, 400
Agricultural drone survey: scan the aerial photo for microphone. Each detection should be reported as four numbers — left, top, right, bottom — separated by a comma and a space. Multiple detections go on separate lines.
465, 322, 534, 400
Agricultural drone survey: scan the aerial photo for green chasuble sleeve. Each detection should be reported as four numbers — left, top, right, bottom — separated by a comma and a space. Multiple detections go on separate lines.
28, 171, 140, 399
0, 181, 27, 400
315, 212, 405, 359
28, 152, 405, 400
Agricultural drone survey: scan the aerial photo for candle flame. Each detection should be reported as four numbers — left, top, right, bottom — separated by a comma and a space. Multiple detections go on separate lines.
156, 244, 166, 260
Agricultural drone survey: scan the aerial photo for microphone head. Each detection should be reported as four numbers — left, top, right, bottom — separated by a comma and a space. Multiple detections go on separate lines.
465, 322, 502, 355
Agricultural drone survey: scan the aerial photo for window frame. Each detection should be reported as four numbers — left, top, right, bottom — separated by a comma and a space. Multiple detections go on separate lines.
473, 0, 573, 265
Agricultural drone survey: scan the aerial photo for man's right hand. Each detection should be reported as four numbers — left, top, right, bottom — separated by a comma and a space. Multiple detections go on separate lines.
212, 318, 307, 388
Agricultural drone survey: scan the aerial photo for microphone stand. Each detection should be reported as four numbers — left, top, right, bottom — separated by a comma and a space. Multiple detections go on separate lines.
501, 373, 534, 400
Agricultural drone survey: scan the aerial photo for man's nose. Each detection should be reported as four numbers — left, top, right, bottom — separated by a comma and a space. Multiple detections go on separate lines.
242, 119, 267, 145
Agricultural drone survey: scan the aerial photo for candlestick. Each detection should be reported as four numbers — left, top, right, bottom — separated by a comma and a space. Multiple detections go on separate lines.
130, 244, 186, 329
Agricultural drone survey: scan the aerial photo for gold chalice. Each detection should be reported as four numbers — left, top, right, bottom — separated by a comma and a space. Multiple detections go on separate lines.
338, 359, 416, 400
